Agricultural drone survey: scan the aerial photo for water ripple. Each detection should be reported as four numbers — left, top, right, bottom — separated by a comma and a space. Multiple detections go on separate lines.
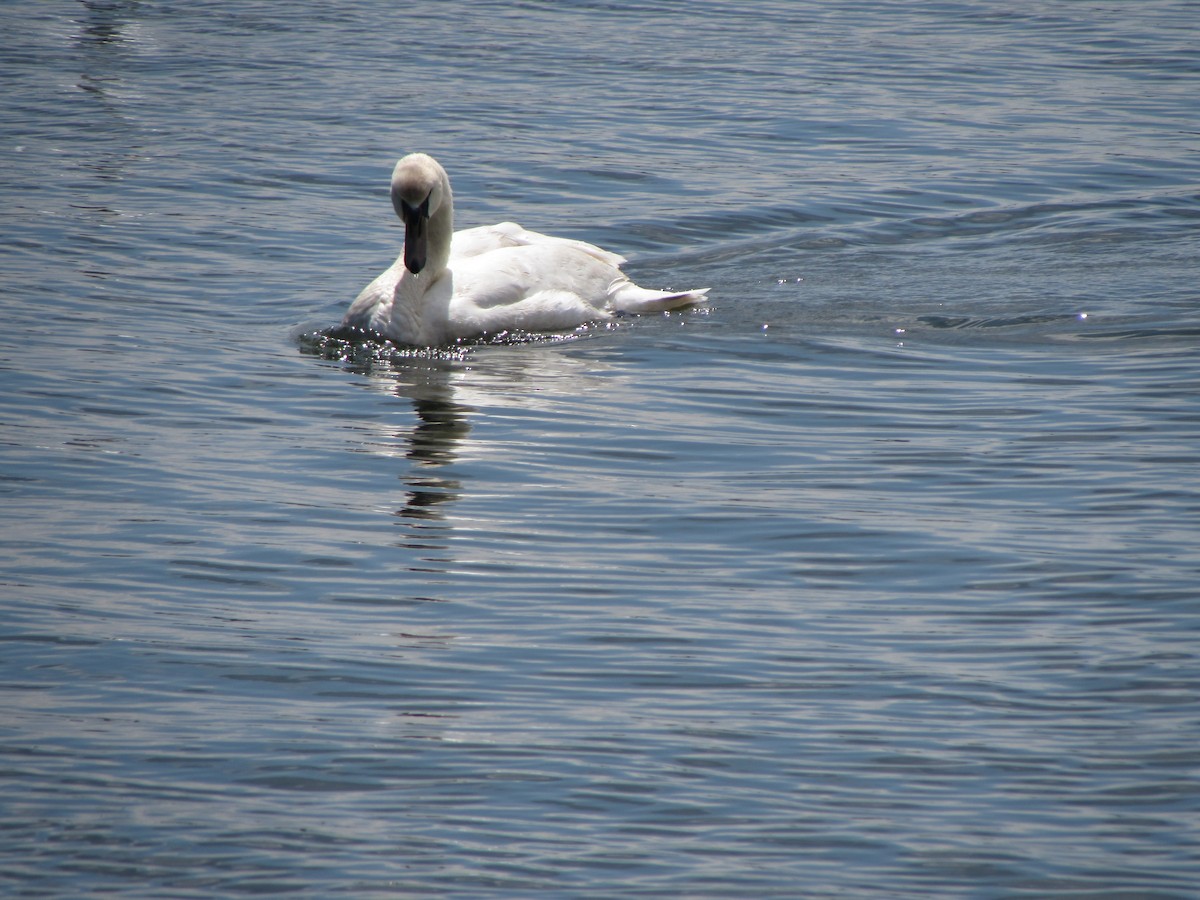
3, 1, 1199, 897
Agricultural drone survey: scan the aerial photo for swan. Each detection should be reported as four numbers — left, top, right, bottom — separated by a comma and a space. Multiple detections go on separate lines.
342, 153, 708, 346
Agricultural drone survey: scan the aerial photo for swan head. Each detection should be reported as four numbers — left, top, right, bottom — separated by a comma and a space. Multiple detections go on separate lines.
390, 153, 452, 275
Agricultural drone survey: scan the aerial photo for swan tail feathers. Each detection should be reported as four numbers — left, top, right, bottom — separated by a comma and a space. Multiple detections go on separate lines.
607, 281, 710, 314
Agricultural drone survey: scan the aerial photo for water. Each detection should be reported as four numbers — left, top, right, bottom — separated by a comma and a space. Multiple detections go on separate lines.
3, 1, 1199, 896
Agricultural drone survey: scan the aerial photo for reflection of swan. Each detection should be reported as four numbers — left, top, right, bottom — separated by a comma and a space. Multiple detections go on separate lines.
343, 154, 708, 347
395, 396, 470, 523
349, 348, 615, 526
350, 362, 473, 526
407, 396, 472, 467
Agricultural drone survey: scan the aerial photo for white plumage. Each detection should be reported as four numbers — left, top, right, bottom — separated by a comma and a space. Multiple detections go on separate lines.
343, 154, 708, 346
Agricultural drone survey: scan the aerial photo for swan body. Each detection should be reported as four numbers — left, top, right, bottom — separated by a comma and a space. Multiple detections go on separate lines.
343, 154, 708, 346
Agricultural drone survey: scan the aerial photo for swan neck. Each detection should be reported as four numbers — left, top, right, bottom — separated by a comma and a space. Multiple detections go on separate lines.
426, 192, 454, 276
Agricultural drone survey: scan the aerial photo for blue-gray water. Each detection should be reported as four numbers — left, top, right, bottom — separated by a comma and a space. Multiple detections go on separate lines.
3, 1, 1199, 896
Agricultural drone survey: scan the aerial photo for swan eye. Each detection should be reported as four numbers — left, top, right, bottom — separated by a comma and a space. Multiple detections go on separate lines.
399, 194, 431, 224
401, 194, 431, 217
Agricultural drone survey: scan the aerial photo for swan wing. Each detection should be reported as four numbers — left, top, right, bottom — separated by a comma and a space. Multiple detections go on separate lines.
445, 242, 620, 336
443, 240, 707, 338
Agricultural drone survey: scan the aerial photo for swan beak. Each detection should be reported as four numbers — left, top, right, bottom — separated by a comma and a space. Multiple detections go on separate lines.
401, 197, 430, 274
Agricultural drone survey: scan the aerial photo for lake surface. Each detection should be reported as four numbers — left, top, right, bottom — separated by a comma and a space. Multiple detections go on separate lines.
3, 1, 1199, 896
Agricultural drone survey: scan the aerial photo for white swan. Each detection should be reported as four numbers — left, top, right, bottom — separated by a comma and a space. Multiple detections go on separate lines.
342, 153, 708, 346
